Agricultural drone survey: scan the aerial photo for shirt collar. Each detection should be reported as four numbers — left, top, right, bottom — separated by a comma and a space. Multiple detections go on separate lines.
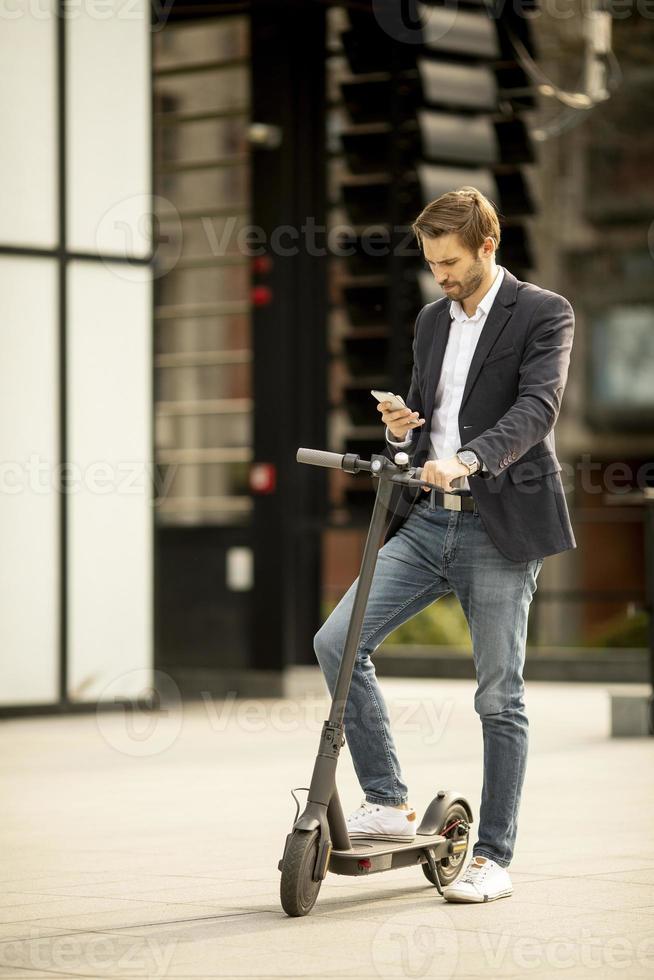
449, 265, 505, 323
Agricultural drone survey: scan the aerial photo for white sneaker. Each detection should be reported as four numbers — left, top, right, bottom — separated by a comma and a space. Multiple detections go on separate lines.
346, 800, 417, 841
442, 854, 513, 903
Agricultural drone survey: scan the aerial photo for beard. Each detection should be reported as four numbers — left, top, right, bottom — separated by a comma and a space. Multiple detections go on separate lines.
454, 257, 485, 299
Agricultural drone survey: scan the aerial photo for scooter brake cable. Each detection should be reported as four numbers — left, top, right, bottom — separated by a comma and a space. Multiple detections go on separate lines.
290, 787, 310, 823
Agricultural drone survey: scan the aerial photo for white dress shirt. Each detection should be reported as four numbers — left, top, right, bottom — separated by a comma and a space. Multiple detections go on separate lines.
386, 266, 505, 491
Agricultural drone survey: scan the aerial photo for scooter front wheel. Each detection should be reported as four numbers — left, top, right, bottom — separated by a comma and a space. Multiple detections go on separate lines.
280, 829, 322, 917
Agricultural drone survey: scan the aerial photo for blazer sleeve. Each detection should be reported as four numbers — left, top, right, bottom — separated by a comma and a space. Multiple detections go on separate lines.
459, 294, 574, 479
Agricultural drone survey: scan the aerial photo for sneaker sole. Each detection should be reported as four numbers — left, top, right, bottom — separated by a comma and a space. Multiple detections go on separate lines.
443, 887, 513, 904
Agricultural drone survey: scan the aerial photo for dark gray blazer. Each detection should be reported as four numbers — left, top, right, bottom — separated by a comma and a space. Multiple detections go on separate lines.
381, 265, 576, 562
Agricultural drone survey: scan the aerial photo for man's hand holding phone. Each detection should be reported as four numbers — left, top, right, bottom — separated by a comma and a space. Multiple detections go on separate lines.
375, 395, 425, 442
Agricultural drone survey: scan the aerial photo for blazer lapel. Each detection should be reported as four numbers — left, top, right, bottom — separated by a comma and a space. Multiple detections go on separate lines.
421, 303, 451, 425
459, 266, 518, 413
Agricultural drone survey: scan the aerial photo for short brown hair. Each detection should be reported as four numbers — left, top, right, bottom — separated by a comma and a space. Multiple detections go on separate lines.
412, 186, 502, 255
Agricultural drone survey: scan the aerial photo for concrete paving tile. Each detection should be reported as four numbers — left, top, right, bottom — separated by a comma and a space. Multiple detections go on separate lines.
0, 974, 100, 979
451, 905, 654, 944
590, 868, 654, 886
1, 678, 652, 979
103, 881, 281, 906
0, 894, 83, 912
0, 875, 203, 897
0, 897, 144, 926
0, 927, 69, 945
0, 905, 240, 943
127, 910, 651, 978
512, 852, 654, 877
0, 929, 178, 978
9, 876, 258, 903
504, 876, 654, 912
0, 873, 145, 890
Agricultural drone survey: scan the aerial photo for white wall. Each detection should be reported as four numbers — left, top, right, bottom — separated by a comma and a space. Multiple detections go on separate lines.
0, 4, 152, 709
0, 258, 59, 705
0, 8, 58, 247
67, 263, 152, 702
67, 0, 151, 257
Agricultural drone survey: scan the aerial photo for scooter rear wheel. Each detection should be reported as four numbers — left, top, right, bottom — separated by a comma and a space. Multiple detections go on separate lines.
280, 829, 322, 917
422, 802, 470, 888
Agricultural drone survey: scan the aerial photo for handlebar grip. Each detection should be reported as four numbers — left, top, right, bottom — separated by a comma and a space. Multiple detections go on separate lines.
414, 468, 466, 491
296, 448, 345, 470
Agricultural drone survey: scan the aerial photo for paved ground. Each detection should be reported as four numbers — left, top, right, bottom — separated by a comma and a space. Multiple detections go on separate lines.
1, 674, 653, 979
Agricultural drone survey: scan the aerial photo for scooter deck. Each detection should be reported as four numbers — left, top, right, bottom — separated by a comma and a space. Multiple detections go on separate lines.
329, 831, 453, 877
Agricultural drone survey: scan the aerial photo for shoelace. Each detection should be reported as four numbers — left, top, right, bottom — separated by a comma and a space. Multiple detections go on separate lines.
348, 801, 379, 821
461, 860, 491, 884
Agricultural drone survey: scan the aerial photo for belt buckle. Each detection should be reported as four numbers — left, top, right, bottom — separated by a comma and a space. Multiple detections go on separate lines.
442, 491, 461, 511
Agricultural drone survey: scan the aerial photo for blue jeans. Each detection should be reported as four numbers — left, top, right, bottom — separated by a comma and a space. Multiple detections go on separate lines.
313, 495, 544, 868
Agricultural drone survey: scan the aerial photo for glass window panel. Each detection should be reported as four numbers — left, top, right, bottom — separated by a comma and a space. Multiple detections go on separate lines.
67, 261, 152, 702
163, 461, 250, 499
156, 362, 251, 402
156, 411, 252, 451
417, 163, 496, 204
156, 265, 250, 310
419, 3, 500, 58
157, 214, 251, 265
159, 117, 248, 167
155, 315, 251, 354
153, 15, 251, 527
156, 167, 250, 214
419, 110, 498, 166
67, 0, 150, 255
0, 257, 58, 705
591, 305, 654, 408
155, 67, 249, 116
0, 8, 57, 247
153, 19, 248, 69
418, 59, 497, 110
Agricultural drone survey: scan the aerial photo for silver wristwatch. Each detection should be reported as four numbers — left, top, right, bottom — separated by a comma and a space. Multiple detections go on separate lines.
456, 450, 480, 475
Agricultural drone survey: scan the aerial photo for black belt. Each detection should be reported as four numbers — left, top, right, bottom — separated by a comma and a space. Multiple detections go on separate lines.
421, 489, 478, 513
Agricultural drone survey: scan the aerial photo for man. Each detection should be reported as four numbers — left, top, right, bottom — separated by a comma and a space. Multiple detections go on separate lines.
314, 186, 575, 903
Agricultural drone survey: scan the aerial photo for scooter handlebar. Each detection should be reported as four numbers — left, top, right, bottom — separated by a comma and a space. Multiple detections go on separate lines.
296, 448, 345, 470
296, 448, 466, 493
414, 467, 466, 492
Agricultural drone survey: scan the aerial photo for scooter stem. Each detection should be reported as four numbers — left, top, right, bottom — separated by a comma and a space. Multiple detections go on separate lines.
328, 469, 395, 726
298, 459, 399, 849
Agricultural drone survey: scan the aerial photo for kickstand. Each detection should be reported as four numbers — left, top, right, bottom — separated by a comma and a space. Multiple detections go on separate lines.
423, 848, 444, 897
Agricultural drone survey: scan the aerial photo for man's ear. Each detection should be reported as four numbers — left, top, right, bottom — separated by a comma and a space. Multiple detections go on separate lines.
483, 236, 496, 256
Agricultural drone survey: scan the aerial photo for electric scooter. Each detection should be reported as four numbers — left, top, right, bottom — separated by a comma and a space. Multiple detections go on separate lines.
278, 446, 474, 917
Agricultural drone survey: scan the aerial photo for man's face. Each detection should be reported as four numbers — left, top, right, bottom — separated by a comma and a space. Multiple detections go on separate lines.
421, 232, 488, 301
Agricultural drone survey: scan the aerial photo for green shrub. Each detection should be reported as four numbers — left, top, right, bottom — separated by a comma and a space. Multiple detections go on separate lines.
589, 609, 649, 648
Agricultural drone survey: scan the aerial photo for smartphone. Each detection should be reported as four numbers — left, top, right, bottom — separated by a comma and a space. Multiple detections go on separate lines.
370, 390, 406, 412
